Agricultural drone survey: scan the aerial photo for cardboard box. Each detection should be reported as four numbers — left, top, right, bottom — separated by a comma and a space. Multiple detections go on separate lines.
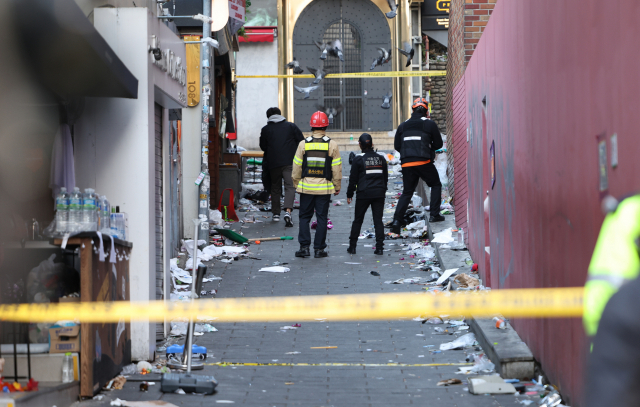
49, 325, 81, 354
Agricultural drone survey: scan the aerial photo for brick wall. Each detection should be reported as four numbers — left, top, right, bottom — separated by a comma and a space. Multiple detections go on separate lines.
444, 0, 496, 199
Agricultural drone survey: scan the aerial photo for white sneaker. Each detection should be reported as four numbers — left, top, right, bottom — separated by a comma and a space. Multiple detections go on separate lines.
284, 212, 293, 227
273, 214, 280, 222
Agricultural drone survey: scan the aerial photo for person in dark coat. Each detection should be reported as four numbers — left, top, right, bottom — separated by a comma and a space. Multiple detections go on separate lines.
259, 107, 304, 227
346, 134, 388, 255
390, 97, 444, 234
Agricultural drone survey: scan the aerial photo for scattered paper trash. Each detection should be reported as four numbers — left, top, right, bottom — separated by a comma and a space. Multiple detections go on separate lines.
432, 228, 455, 244
440, 333, 476, 350
259, 266, 290, 273
436, 268, 458, 285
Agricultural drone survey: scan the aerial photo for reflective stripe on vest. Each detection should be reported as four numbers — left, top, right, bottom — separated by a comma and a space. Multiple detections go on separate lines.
293, 156, 303, 165
404, 136, 422, 141
306, 157, 326, 167
332, 158, 342, 166
298, 181, 334, 190
366, 169, 383, 174
586, 274, 630, 289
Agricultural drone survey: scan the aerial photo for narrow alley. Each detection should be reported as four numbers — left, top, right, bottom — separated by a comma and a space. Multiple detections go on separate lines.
78, 152, 530, 407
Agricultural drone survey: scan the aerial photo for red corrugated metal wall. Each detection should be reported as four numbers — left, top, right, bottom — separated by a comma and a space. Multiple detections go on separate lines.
462, 1, 640, 405
451, 77, 468, 242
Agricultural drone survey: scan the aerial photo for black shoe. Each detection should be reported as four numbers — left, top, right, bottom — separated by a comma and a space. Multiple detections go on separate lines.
374, 247, 384, 255
391, 220, 402, 234
347, 245, 356, 254
314, 249, 328, 258
429, 214, 445, 223
295, 246, 310, 257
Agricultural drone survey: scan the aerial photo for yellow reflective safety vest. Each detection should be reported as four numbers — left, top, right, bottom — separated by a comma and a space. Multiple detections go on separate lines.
584, 195, 640, 336
292, 130, 342, 195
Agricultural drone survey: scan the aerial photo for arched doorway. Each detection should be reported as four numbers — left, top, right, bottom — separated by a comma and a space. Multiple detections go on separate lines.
292, 0, 392, 132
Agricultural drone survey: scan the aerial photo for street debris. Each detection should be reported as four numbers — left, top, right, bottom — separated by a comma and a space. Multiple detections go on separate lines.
259, 266, 290, 273
437, 378, 462, 386
370, 271, 380, 276
440, 333, 476, 350
468, 375, 516, 395
453, 273, 479, 289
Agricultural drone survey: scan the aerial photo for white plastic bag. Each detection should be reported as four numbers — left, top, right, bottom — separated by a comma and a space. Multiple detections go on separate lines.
411, 194, 422, 208
209, 209, 224, 227
440, 333, 476, 350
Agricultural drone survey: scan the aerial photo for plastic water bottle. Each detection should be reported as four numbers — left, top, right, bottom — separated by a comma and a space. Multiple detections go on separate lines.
99, 196, 110, 233
350, 134, 354, 142
82, 188, 98, 231
68, 187, 83, 231
62, 352, 73, 383
110, 207, 118, 238
55, 187, 69, 233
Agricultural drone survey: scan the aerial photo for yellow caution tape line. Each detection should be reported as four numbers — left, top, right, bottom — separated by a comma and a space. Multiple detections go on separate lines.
236, 71, 447, 79
0, 287, 584, 323
206, 362, 472, 367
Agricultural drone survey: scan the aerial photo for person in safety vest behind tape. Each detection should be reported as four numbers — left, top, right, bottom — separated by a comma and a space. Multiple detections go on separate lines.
583, 195, 640, 337
390, 98, 444, 234
583, 195, 640, 407
346, 133, 388, 255
292, 111, 342, 258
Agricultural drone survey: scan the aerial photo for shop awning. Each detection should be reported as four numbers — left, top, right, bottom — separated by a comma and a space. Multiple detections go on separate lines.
11, 0, 138, 99
238, 27, 276, 43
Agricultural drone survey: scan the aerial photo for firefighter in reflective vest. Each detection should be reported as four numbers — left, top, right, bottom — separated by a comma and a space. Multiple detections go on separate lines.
346, 133, 388, 255
583, 195, 640, 337
292, 111, 342, 258
390, 98, 444, 234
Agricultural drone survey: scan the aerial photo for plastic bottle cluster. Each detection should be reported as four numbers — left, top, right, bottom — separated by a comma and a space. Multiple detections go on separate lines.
55, 187, 116, 236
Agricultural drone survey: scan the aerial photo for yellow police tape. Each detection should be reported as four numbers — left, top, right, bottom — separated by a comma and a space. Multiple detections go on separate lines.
0, 288, 583, 323
236, 70, 447, 79
206, 362, 471, 368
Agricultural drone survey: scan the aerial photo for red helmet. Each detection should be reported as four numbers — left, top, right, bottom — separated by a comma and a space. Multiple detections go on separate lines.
412, 97, 429, 111
310, 111, 329, 128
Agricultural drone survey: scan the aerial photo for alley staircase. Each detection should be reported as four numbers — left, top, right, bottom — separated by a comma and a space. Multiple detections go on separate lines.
304, 131, 396, 152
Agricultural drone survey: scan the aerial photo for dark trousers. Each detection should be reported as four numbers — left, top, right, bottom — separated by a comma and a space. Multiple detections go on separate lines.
349, 197, 385, 249
298, 193, 331, 250
269, 165, 295, 215
394, 163, 442, 221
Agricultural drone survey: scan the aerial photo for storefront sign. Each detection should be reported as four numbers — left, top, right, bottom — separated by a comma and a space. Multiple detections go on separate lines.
151, 37, 187, 86
185, 35, 201, 106
229, 0, 246, 23
422, 0, 449, 30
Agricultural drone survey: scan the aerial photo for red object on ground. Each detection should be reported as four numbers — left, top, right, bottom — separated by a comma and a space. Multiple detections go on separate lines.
471, 263, 478, 272
217, 188, 239, 222
238, 27, 275, 43
226, 132, 237, 140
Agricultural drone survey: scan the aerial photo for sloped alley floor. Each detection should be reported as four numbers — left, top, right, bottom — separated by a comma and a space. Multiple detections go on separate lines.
76, 152, 528, 407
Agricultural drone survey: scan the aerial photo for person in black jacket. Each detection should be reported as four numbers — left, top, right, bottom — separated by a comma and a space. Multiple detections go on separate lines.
346, 134, 388, 255
259, 107, 304, 227
390, 98, 444, 234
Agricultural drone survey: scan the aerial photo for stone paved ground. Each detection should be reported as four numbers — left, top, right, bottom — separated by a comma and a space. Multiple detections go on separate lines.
77, 152, 532, 407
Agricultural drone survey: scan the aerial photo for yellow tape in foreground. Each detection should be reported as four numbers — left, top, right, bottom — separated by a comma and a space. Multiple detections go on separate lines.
0, 288, 583, 323
236, 70, 447, 79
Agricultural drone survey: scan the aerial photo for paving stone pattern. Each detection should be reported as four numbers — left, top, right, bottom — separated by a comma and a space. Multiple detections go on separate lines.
77, 152, 527, 407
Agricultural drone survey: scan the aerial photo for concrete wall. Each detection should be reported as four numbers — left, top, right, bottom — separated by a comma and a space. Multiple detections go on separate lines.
236, 40, 278, 150
74, 7, 186, 361
462, 1, 640, 404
